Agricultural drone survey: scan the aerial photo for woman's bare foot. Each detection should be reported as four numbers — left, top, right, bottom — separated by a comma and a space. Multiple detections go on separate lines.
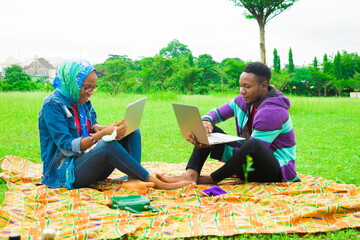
121, 179, 154, 195
148, 175, 194, 190
156, 169, 198, 184
197, 175, 217, 184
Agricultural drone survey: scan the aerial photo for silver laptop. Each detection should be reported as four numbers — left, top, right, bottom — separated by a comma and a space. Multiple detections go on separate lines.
123, 97, 146, 137
172, 103, 245, 145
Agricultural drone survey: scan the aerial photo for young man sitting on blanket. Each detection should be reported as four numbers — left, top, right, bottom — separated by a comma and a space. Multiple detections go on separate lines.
157, 62, 300, 184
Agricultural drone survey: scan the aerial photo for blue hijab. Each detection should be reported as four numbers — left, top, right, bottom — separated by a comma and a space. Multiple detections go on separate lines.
53, 60, 95, 137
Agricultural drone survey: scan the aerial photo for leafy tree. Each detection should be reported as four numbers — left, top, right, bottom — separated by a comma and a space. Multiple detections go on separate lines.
339, 51, 360, 80
171, 60, 203, 94
273, 48, 281, 73
140, 58, 153, 93
106, 54, 135, 70
188, 52, 194, 67
332, 77, 348, 97
2, 65, 36, 91
159, 39, 191, 58
196, 54, 218, 93
270, 70, 295, 92
322, 53, 330, 73
288, 48, 295, 73
333, 51, 342, 79
350, 71, 360, 93
222, 58, 247, 89
313, 57, 318, 70
286, 67, 312, 95
4, 64, 23, 75
100, 59, 130, 95
151, 55, 173, 91
213, 64, 230, 92
310, 69, 333, 97
229, 0, 298, 64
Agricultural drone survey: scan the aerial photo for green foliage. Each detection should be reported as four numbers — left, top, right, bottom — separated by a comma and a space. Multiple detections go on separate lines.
270, 70, 295, 92
333, 52, 342, 79
323, 53, 330, 73
159, 39, 191, 58
222, 58, 247, 89
231, 0, 298, 23
350, 71, 360, 91
151, 55, 174, 91
4, 64, 23, 74
170, 57, 203, 94
273, 48, 281, 73
313, 56, 318, 70
97, 59, 131, 95
285, 67, 312, 95
288, 48, 295, 73
337, 51, 360, 80
2, 40, 360, 97
1, 65, 38, 91
309, 69, 334, 97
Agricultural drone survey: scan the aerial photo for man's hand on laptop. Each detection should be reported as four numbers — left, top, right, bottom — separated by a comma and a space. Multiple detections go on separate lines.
186, 132, 210, 149
202, 120, 213, 136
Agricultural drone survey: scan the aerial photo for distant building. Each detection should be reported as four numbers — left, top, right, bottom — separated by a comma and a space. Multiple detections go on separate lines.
1, 56, 63, 82
23, 56, 57, 82
0, 56, 20, 74
350, 92, 360, 98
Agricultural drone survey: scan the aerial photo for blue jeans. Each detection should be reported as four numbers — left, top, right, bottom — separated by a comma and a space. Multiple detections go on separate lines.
72, 129, 150, 188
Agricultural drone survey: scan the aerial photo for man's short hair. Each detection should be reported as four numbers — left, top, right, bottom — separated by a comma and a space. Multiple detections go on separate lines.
243, 62, 271, 84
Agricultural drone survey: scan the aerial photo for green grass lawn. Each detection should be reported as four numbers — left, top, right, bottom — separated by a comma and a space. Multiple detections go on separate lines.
0, 91, 359, 239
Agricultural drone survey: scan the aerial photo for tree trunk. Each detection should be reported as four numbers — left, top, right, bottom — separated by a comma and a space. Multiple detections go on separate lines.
259, 22, 266, 65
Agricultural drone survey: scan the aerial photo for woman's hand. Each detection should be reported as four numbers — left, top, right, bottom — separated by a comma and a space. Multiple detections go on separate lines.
111, 120, 128, 140
92, 124, 106, 133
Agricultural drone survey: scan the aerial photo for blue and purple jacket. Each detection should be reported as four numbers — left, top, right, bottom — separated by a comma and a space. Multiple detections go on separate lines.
202, 86, 299, 182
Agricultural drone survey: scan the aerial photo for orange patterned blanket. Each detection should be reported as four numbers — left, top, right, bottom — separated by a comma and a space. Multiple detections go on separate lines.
0, 155, 359, 239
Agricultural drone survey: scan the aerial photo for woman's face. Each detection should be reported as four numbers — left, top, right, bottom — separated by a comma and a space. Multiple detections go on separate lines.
78, 71, 97, 104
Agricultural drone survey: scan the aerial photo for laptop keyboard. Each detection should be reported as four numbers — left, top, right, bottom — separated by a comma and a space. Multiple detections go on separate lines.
208, 133, 241, 144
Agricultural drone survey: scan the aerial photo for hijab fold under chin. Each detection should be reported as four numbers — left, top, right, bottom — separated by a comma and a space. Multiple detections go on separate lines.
52, 59, 95, 137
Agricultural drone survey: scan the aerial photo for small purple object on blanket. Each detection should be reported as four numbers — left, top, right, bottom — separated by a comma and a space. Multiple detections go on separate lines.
202, 185, 227, 196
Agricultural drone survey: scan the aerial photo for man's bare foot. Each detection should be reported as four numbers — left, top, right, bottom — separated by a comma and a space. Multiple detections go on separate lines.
156, 169, 198, 184
121, 179, 154, 195
197, 175, 217, 185
148, 175, 194, 190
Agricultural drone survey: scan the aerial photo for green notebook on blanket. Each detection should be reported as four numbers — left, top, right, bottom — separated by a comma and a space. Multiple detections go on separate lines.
111, 195, 159, 214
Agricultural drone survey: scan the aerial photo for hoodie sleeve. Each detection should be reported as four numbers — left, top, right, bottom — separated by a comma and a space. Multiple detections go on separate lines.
250, 106, 287, 149
201, 98, 236, 124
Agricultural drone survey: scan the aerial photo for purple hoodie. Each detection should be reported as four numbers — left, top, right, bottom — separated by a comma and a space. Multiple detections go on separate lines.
202, 86, 299, 182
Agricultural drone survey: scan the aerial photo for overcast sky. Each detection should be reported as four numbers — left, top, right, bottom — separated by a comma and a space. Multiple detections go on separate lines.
0, 0, 359, 67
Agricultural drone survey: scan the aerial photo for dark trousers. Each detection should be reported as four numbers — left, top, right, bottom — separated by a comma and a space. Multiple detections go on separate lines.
186, 126, 282, 183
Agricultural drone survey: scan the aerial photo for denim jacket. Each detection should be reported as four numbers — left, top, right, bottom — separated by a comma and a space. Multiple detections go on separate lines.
38, 90, 98, 188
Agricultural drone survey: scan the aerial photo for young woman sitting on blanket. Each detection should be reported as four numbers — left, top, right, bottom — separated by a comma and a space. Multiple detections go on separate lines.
38, 59, 192, 194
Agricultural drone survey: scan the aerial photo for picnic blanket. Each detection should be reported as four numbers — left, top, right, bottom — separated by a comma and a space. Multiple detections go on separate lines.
0, 155, 359, 239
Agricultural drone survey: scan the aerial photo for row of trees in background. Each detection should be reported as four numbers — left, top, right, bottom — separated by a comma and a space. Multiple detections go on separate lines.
271, 47, 360, 96
1, 39, 360, 96
94, 40, 247, 95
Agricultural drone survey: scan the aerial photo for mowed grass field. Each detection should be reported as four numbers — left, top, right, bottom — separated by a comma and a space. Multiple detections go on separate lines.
0, 91, 359, 239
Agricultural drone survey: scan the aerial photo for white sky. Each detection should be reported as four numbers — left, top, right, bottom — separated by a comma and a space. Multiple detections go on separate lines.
0, 0, 359, 67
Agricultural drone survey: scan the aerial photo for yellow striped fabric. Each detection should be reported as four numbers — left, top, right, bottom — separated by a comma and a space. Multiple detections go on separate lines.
0, 155, 359, 239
